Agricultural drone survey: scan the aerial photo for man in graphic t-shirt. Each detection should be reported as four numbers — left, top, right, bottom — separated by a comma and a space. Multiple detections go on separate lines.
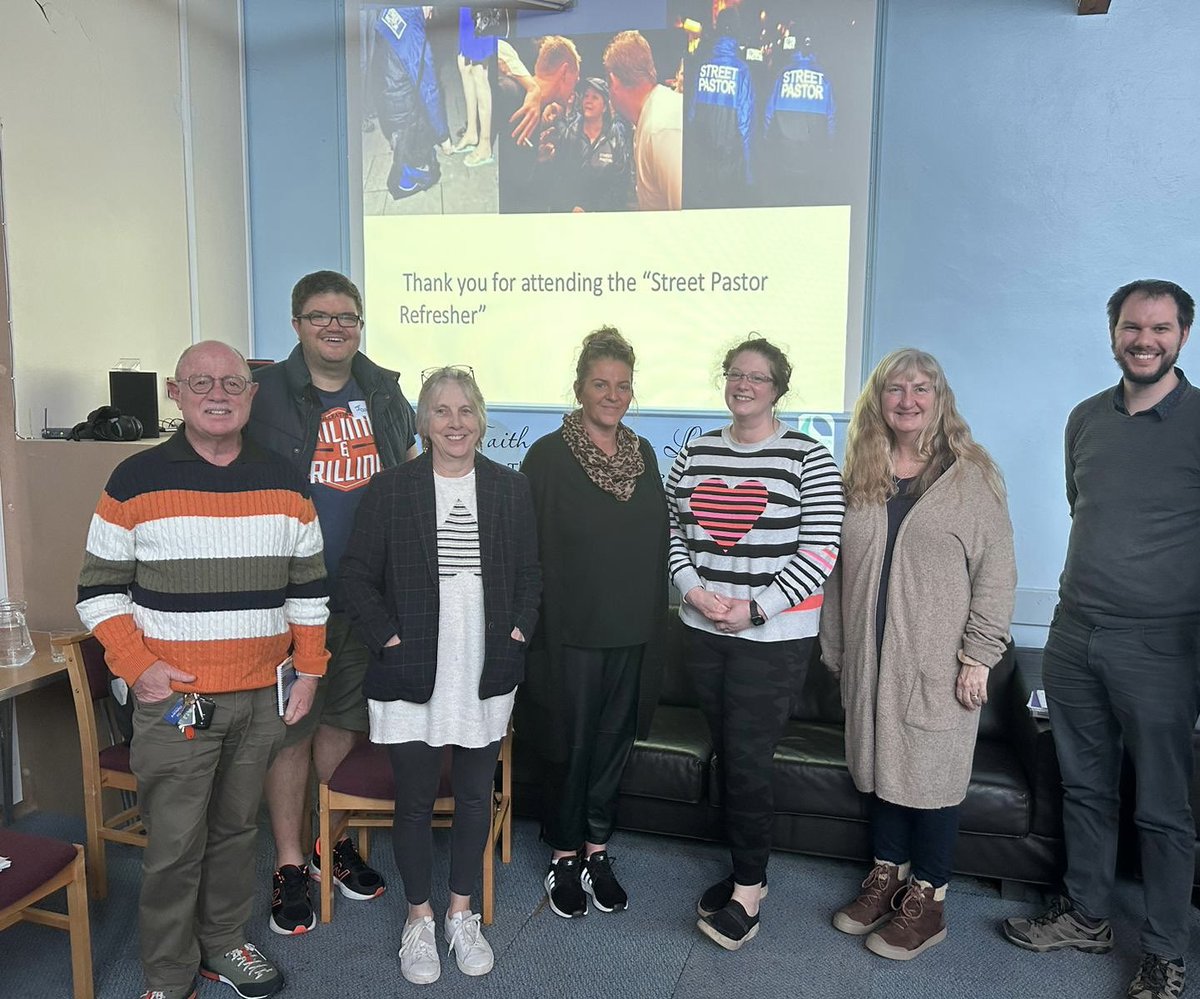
248, 270, 417, 936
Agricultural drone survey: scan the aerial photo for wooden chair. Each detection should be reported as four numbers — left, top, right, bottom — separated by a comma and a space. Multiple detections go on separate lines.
317, 727, 512, 925
0, 829, 94, 999
62, 632, 145, 900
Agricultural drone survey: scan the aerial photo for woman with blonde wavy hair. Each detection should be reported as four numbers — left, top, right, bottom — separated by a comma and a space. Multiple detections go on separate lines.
819, 348, 1016, 962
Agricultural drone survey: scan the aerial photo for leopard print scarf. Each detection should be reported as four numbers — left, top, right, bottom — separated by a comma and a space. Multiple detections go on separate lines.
560, 409, 645, 502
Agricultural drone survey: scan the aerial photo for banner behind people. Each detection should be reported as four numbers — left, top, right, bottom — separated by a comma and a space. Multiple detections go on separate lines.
354, 1, 877, 439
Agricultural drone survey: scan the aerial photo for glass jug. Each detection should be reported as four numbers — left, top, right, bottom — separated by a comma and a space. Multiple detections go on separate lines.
0, 600, 35, 668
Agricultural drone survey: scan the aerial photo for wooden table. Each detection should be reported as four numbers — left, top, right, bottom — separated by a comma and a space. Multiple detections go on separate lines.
0, 632, 69, 823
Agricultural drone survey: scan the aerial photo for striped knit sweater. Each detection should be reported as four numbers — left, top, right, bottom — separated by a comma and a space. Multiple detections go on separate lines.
76, 432, 330, 692
667, 423, 845, 641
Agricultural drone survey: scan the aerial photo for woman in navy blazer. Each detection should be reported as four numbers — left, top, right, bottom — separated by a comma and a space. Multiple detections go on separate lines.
340, 367, 540, 985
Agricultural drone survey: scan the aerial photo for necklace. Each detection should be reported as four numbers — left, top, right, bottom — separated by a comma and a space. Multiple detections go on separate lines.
891, 452, 928, 480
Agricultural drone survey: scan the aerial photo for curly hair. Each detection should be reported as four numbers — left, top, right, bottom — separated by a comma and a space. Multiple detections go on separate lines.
843, 348, 1004, 507
574, 325, 636, 396
722, 335, 792, 404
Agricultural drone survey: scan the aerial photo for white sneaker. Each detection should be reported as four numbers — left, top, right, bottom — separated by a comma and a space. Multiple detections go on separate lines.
399, 916, 441, 985
444, 909, 495, 977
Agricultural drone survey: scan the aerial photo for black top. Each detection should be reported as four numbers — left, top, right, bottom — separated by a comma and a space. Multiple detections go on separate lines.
1060, 369, 1200, 625
521, 429, 669, 651
875, 476, 917, 661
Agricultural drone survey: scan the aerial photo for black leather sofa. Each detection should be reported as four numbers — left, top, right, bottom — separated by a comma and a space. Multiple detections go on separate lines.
514, 612, 1067, 890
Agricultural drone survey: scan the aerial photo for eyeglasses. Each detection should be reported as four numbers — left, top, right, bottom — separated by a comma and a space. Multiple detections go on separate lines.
421, 364, 476, 383
174, 374, 250, 395
724, 370, 775, 386
296, 311, 363, 329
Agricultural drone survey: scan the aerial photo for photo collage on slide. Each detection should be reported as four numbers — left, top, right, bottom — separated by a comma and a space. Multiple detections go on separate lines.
360, 1, 872, 217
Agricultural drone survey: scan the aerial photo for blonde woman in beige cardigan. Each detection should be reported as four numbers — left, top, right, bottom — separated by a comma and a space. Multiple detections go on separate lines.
819, 348, 1016, 962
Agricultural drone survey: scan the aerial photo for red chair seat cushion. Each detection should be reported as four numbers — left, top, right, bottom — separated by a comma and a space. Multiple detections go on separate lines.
328, 741, 452, 800
98, 743, 132, 773
0, 830, 77, 909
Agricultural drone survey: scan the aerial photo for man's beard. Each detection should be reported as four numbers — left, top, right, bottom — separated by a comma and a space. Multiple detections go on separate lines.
1114, 348, 1179, 385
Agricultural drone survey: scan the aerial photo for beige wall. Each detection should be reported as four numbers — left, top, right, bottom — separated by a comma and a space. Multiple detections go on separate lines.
0, 0, 250, 439
0, 1, 253, 813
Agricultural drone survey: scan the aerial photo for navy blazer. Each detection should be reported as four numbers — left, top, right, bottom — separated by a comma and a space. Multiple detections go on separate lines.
340, 451, 542, 703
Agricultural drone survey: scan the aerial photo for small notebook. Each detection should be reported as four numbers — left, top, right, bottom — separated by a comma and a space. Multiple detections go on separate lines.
276, 657, 297, 717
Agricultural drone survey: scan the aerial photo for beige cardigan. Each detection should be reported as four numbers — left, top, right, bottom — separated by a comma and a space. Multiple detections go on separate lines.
819, 460, 1016, 809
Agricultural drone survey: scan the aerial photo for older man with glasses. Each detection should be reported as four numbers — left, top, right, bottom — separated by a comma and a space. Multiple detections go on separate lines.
247, 270, 418, 942
78, 340, 330, 999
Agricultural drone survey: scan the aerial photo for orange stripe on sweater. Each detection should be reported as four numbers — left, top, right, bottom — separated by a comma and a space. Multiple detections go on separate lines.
137, 636, 309, 693
97, 488, 317, 528
782, 594, 824, 613
92, 621, 328, 691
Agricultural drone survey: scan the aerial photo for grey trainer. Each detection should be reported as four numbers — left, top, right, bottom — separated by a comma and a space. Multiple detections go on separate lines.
199, 942, 283, 999
1128, 954, 1185, 999
1001, 895, 1113, 953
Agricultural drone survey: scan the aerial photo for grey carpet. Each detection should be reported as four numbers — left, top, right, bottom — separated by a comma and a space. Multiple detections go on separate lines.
5, 811, 1198, 998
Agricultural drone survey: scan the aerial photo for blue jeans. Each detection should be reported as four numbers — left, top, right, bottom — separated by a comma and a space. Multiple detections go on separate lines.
1043, 605, 1200, 958
871, 795, 959, 888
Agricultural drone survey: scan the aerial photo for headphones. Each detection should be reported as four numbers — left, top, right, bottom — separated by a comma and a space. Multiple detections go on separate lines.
69, 406, 144, 442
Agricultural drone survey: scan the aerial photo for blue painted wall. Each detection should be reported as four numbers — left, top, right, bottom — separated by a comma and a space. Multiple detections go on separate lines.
244, 0, 352, 350
867, 0, 1200, 641
244, 0, 1200, 644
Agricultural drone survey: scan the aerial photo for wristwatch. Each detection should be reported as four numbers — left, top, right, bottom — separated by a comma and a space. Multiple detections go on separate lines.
749, 599, 766, 627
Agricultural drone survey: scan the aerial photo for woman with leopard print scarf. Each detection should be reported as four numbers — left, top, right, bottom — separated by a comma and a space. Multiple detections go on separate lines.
518, 326, 667, 920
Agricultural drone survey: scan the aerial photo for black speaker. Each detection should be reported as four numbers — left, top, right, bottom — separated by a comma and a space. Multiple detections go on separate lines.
109, 370, 160, 439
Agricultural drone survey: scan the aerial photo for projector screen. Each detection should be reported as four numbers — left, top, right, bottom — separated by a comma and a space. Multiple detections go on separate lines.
350, 0, 877, 427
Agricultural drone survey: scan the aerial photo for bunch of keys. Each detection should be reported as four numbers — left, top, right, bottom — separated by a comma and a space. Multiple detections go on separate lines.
163, 693, 216, 739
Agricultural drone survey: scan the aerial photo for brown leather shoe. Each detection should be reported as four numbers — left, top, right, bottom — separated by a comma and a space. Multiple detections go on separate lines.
865, 880, 947, 960
832, 862, 906, 935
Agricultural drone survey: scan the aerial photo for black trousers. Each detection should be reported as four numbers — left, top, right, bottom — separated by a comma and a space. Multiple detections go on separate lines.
685, 627, 812, 886
542, 644, 644, 851
1043, 606, 1200, 959
387, 739, 501, 905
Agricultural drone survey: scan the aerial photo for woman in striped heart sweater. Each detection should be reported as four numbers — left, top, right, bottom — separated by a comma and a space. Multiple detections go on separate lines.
666, 336, 845, 951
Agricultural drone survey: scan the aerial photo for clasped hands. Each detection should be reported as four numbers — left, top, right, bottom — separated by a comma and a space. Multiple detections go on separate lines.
132, 658, 318, 726
686, 587, 753, 634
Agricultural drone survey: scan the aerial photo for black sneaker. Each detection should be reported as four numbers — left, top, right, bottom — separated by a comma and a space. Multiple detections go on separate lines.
310, 837, 386, 901
697, 899, 760, 951
697, 874, 769, 918
544, 856, 587, 918
269, 864, 316, 936
581, 851, 628, 913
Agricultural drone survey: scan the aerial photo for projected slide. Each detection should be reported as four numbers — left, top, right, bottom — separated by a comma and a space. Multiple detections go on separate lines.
357, 1, 877, 414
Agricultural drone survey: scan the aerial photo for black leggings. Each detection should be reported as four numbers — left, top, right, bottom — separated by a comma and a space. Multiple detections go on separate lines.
387, 740, 501, 905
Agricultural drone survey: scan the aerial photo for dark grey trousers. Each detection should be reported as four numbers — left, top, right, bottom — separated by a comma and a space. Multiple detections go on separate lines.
1043, 606, 1200, 959
387, 739, 501, 904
